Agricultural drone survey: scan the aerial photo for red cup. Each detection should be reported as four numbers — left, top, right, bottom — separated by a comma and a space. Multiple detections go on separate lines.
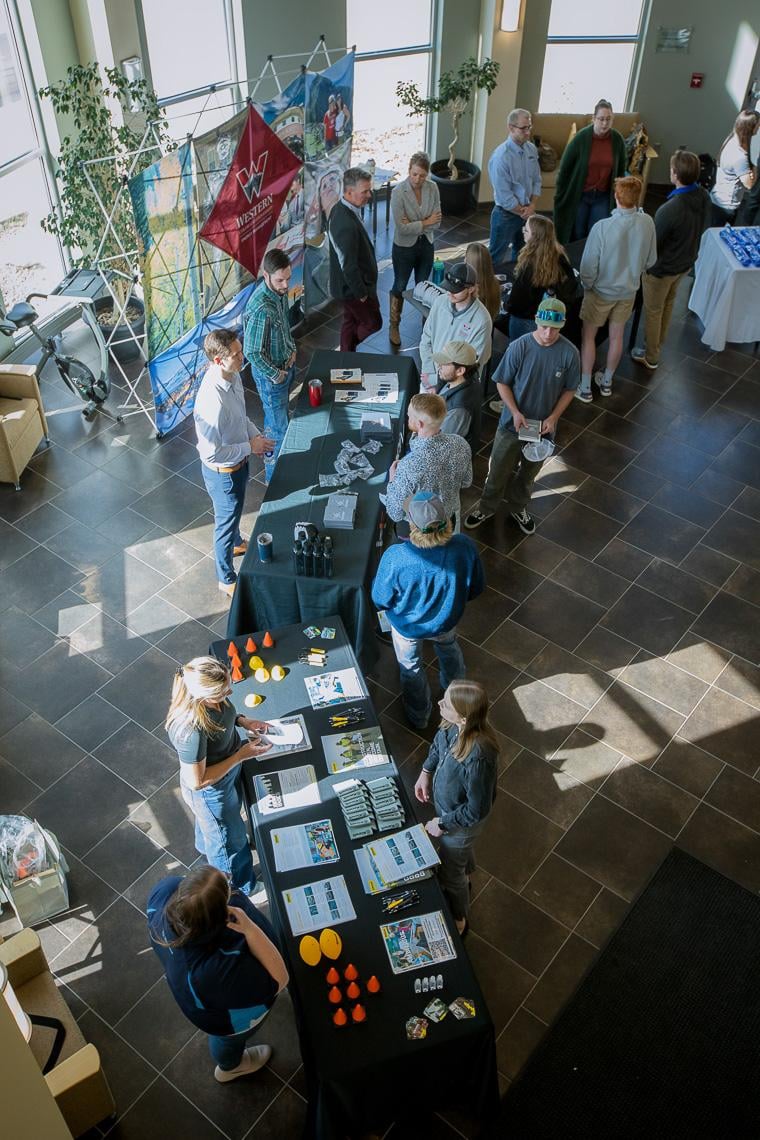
309, 379, 323, 407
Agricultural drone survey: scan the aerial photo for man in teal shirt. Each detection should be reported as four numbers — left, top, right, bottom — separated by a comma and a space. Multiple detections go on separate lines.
244, 249, 297, 482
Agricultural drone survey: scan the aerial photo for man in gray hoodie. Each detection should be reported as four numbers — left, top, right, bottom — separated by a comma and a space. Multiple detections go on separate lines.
577, 175, 657, 400
419, 262, 492, 392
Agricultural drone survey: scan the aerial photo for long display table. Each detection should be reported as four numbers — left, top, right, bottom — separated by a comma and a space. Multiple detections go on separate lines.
212, 617, 498, 1140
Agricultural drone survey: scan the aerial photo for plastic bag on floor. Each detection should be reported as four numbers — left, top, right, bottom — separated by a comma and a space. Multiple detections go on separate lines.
0, 814, 48, 880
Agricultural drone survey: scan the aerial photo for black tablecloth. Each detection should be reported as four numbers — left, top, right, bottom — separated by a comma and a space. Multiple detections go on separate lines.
228, 351, 418, 673
211, 618, 498, 1140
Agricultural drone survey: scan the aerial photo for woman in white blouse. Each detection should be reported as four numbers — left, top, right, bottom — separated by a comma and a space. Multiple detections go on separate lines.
389, 152, 442, 346
710, 109, 759, 225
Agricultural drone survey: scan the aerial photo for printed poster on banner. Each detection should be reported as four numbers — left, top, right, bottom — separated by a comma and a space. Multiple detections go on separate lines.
129, 142, 203, 361
198, 104, 302, 282
303, 52, 355, 312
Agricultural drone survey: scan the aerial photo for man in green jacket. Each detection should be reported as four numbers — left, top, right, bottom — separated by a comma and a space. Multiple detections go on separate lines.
553, 100, 628, 245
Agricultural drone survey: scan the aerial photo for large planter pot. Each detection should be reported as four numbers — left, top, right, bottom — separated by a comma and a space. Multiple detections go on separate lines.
93, 295, 145, 364
430, 159, 481, 216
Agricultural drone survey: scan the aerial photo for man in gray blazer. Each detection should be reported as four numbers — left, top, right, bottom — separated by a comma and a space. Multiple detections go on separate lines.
327, 167, 383, 351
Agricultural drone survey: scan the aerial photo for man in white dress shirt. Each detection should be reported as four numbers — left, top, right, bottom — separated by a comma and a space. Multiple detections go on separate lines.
194, 329, 274, 598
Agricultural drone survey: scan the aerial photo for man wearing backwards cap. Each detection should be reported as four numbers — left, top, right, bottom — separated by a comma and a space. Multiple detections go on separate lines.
465, 296, 579, 535
372, 491, 484, 730
419, 261, 492, 392
432, 339, 482, 453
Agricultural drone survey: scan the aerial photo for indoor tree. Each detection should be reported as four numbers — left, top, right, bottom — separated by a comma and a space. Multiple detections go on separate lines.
397, 57, 500, 180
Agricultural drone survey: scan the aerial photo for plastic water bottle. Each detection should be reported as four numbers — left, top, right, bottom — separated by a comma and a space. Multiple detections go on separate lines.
506, 241, 514, 265
323, 536, 334, 579
302, 538, 313, 576
292, 539, 304, 576
312, 536, 323, 578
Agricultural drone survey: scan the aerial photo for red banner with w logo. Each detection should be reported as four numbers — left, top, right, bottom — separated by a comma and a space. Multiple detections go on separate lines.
198, 103, 302, 278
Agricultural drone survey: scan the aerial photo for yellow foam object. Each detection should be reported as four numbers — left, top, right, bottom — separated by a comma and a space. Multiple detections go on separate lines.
271, 664, 286, 681
299, 935, 322, 967
319, 927, 342, 960
254, 667, 270, 683
244, 693, 264, 707
249, 655, 264, 671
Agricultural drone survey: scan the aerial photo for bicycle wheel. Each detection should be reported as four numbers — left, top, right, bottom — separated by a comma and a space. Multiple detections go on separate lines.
57, 357, 109, 405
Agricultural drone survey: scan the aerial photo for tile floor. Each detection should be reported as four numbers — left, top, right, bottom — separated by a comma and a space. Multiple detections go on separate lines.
1, 202, 759, 1138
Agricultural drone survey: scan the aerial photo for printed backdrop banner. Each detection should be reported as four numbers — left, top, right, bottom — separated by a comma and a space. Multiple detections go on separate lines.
129, 142, 202, 360
199, 104, 302, 281
303, 52, 355, 311
147, 283, 256, 437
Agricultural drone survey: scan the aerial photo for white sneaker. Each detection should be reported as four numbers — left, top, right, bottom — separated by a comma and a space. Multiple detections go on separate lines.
214, 1044, 272, 1083
594, 370, 612, 397
488, 399, 503, 414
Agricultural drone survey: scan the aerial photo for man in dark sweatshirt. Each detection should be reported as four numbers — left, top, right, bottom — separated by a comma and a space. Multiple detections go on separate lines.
631, 150, 711, 370
433, 339, 482, 454
371, 491, 484, 729
328, 166, 382, 351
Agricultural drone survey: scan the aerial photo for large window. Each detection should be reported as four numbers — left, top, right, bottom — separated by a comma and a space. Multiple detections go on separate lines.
0, 1, 63, 304
348, 0, 434, 173
138, 0, 238, 140
538, 0, 647, 113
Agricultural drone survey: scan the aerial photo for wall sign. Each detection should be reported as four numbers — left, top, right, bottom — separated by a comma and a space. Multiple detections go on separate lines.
656, 27, 693, 53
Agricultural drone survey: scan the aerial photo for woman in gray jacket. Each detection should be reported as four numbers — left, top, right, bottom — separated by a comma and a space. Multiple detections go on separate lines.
414, 679, 498, 935
389, 152, 442, 346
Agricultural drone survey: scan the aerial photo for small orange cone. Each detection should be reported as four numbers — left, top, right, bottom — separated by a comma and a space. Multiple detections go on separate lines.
227, 641, 237, 657
328, 985, 342, 1004
366, 975, 381, 994
325, 967, 340, 985
351, 1003, 366, 1023
262, 630, 275, 648
245, 637, 257, 653
346, 981, 361, 1000
343, 963, 358, 982
231, 665, 244, 682
332, 1007, 348, 1028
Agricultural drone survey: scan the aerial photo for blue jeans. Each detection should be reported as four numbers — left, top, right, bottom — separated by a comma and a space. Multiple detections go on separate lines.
573, 189, 610, 241
201, 460, 248, 585
253, 364, 294, 482
391, 236, 435, 295
508, 314, 536, 341
489, 207, 525, 271
180, 767, 255, 895
390, 625, 466, 728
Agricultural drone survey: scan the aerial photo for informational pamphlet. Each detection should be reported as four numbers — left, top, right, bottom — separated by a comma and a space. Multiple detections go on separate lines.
270, 819, 339, 873
252, 765, 320, 816
353, 847, 433, 895
251, 715, 311, 758
303, 667, 365, 709
380, 910, 457, 974
364, 823, 439, 889
330, 367, 362, 384
281, 874, 357, 936
334, 374, 399, 406
321, 725, 391, 774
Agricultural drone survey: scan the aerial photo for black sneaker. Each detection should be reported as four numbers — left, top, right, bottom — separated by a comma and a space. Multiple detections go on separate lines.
464, 505, 494, 529
510, 508, 536, 535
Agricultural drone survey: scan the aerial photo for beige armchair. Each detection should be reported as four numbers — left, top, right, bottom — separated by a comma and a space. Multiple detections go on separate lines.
0, 928, 116, 1137
0, 364, 50, 490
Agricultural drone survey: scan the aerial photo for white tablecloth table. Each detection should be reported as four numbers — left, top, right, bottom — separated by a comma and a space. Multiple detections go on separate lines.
689, 227, 760, 351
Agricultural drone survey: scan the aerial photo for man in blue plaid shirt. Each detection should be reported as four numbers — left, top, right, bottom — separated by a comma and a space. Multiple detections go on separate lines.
243, 249, 297, 482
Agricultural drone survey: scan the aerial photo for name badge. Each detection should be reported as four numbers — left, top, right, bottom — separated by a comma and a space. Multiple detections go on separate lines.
555, 369, 564, 378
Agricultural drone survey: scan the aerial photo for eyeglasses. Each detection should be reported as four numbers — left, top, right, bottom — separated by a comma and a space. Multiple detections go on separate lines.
511, 123, 531, 132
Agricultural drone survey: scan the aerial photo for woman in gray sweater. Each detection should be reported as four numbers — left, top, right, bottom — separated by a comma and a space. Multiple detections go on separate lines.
414, 680, 498, 934
389, 152, 441, 346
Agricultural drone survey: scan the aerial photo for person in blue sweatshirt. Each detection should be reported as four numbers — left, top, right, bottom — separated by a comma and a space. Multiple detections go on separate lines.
371, 491, 484, 729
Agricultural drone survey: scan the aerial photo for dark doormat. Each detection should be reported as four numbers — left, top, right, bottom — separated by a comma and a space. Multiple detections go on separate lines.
486, 848, 760, 1139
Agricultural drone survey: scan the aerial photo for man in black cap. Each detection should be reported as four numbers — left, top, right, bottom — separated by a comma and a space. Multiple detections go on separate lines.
419, 261, 492, 392
432, 339, 482, 454
372, 491, 484, 729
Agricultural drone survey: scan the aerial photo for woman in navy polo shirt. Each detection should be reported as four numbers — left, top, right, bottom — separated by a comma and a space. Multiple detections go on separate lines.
148, 867, 288, 1081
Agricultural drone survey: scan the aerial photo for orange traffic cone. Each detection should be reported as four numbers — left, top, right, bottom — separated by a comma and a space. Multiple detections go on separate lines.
351, 1003, 367, 1023
245, 637, 257, 653
367, 975, 381, 994
227, 641, 238, 657
231, 665, 244, 682
332, 1007, 348, 1028
262, 630, 275, 648
326, 967, 340, 985
346, 981, 361, 1000
328, 986, 342, 1004
343, 963, 358, 981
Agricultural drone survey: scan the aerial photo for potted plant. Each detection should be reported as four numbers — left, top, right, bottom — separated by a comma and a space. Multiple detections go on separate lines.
39, 63, 170, 362
397, 57, 500, 215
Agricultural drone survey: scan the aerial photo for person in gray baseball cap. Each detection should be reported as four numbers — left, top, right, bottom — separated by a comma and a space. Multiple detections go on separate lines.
431, 339, 482, 452
371, 491, 484, 729
419, 261, 493, 392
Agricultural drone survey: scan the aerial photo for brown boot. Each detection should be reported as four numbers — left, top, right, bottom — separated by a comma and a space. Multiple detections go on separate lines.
389, 293, 403, 346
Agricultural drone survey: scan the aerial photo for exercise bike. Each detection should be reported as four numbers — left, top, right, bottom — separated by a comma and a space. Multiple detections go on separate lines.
0, 293, 122, 423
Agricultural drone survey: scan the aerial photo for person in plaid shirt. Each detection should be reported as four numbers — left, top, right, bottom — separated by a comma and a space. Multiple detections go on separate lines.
243, 249, 297, 482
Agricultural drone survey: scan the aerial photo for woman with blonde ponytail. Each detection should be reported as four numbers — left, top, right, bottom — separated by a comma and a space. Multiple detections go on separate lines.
414, 680, 498, 935
166, 657, 271, 895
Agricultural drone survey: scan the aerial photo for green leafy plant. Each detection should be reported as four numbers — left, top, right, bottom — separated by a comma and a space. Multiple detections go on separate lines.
39, 63, 171, 313
397, 57, 500, 180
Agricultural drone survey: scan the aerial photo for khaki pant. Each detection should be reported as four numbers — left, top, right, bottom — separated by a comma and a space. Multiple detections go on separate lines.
642, 272, 685, 364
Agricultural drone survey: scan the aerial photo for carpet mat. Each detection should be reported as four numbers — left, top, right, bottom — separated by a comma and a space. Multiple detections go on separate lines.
489, 848, 760, 1139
